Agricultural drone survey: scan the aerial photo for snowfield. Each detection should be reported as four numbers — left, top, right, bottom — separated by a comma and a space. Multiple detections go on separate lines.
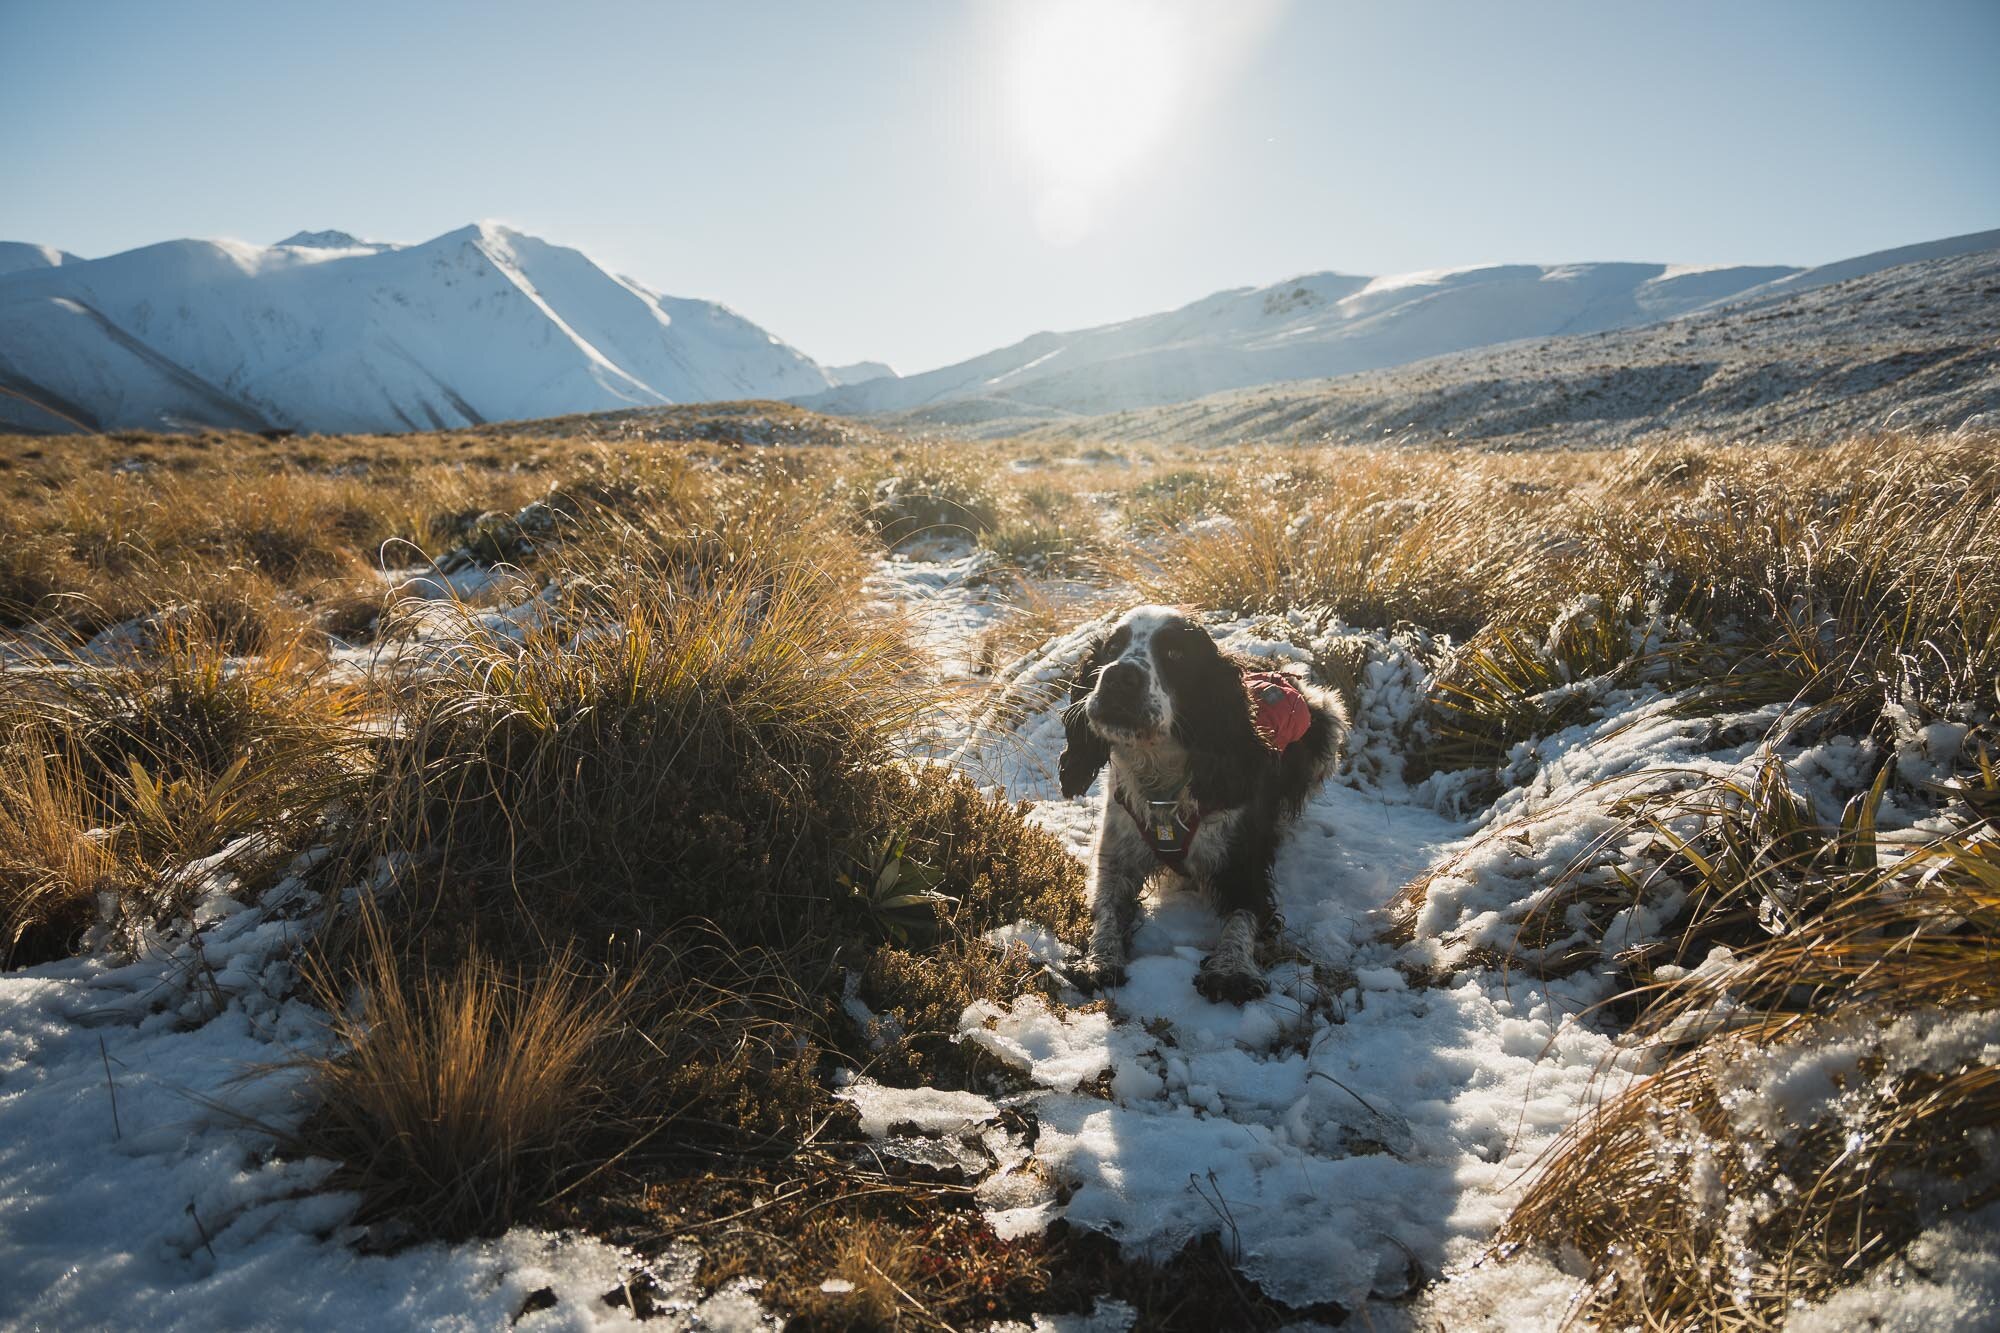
1, 542, 1995, 1329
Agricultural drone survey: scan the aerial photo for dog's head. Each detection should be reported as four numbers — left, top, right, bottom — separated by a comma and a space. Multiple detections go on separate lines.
1058, 606, 1262, 801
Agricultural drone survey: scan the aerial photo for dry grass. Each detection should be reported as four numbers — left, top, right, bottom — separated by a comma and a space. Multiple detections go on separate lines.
1500, 824, 2000, 1329
7, 419, 1998, 1324
0, 732, 127, 965
0, 612, 363, 963
301, 906, 628, 1236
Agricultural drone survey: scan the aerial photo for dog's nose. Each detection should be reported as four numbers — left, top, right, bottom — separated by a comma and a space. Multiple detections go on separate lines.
1097, 660, 1146, 698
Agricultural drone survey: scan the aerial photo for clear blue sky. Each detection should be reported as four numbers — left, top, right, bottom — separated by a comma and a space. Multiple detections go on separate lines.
3, 0, 1996, 373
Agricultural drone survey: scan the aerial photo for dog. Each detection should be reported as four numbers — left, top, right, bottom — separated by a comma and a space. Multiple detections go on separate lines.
1058, 606, 1346, 1003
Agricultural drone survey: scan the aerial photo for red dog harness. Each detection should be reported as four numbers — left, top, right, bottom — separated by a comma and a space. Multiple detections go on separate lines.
1116, 671, 1312, 873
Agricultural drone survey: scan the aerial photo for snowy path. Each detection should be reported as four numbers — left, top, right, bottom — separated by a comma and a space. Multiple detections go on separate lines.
871, 553, 1633, 1318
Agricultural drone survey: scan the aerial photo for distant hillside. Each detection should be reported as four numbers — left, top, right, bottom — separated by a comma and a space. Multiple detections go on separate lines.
0, 223, 835, 434
472, 398, 905, 448
1003, 239, 2000, 448
825, 360, 897, 387
797, 259, 1805, 422
801, 228, 1999, 431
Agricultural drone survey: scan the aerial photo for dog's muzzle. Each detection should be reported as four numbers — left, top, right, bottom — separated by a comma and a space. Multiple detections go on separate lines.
1085, 660, 1158, 734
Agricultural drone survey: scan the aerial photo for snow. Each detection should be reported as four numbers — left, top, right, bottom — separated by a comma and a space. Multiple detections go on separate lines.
837, 1081, 1000, 1138
869, 552, 1998, 1322
0, 240, 79, 277
1712, 225, 2000, 312
0, 223, 837, 434
0, 852, 774, 1330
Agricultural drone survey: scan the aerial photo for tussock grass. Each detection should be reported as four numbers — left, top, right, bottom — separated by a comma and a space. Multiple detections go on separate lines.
357, 555, 917, 954
303, 907, 627, 1236
1, 614, 363, 963
0, 732, 126, 965
1501, 825, 2000, 1329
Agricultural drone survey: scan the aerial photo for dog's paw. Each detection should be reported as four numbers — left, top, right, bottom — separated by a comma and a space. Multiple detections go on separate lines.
1073, 956, 1129, 993
1194, 961, 1269, 1005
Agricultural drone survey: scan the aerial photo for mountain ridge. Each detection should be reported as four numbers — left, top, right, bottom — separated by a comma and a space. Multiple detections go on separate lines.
977, 240, 2000, 448
795, 229, 2000, 426
0, 222, 836, 434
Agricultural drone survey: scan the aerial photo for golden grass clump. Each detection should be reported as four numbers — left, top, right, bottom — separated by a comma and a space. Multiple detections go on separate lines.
0, 733, 127, 966
360, 555, 919, 955
1498, 768, 2000, 1328
303, 909, 627, 1237
0, 613, 363, 964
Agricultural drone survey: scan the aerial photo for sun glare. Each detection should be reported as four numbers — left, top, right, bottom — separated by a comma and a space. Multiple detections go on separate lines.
1009, 0, 1182, 245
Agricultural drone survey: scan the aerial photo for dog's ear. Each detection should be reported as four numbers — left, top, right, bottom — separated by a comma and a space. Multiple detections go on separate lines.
1059, 699, 1111, 798
1067, 634, 1108, 705
1176, 646, 1262, 808
1058, 636, 1111, 798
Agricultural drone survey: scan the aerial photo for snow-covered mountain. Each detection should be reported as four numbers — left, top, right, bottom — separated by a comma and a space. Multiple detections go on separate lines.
798, 229, 2000, 425
0, 243, 80, 278
825, 360, 897, 387
0, 223, 836, 434
1000, 236, 2000, 448
796, 257, 1809, 423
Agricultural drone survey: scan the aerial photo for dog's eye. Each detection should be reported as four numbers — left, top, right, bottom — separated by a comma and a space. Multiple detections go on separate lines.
1161, 643, 1184, 661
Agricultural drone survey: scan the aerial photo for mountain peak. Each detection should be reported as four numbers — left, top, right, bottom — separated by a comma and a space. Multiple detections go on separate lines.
275, 229, 390, 252
0, 222, 836, 434
0, 241, 79, 277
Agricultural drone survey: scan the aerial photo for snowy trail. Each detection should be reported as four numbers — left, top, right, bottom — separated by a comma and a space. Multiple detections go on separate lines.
870, 552, 1631, 1317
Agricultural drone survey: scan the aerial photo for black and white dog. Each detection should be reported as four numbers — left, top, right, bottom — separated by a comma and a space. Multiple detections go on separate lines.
1059, 606, 1345, 1003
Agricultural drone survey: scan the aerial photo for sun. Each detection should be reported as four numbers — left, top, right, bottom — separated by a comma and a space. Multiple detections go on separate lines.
1008, 0, 1182, 244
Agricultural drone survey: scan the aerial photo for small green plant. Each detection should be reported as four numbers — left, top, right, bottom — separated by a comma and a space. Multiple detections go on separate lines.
842, 827, 955, 947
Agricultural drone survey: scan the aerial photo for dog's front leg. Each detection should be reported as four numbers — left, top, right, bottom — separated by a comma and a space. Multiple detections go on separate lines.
1077, 819, 1149, 992
1195, 831, 1277, 1004
1195, 909, 1269, 1004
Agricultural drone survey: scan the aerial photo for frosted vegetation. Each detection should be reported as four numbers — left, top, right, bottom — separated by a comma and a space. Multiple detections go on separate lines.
1, 411, 1996, 1329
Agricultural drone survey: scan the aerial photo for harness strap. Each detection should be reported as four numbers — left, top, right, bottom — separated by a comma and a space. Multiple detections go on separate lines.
1116, 789, 1205, 874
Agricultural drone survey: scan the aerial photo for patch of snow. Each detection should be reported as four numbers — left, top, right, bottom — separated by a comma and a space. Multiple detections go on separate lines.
1791, 1202, 2000, 1333
836, 1081, 1000, 1138
0, 857, 772, 1329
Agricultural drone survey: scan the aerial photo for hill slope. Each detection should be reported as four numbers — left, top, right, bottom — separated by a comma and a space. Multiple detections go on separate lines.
798, 259, 1803, 423
1005, 239, 2000, 447
0, 224, 835, 434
